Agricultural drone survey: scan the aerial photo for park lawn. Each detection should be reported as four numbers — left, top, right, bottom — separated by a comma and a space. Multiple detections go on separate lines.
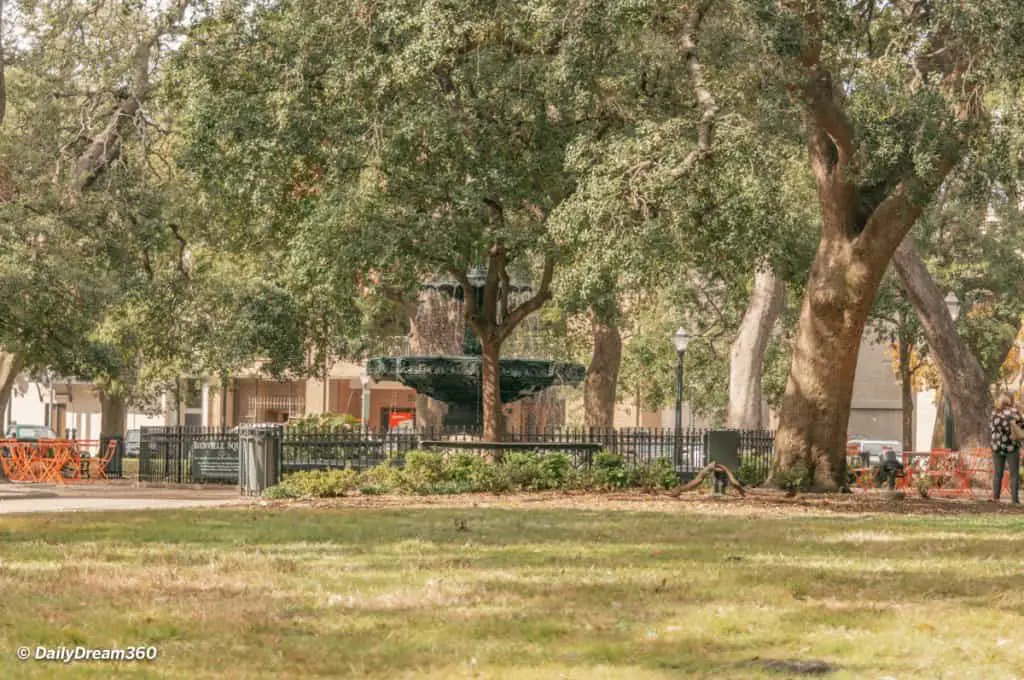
1, 497, 1024, 678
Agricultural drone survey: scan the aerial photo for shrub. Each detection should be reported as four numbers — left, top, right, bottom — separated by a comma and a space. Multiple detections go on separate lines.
401, 450, 447, 493
736, 456, 767, 487
503, 452, 543, 490
447, 453, 490, 486
264, 469, 359, 499
286, 413, 361, 431
776, 462, 811, 493
499, 452, 572, 491
592, 451, 631, 489
633, 457, 679, 490
537, 453, 572, 489
358, 464, 403, 492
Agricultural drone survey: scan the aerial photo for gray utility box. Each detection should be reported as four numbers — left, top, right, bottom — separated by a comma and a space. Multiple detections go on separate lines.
703, 430, 740, 493
238, 426, 282, 496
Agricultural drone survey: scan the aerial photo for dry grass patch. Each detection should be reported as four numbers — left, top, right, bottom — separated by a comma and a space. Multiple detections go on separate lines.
1, 495, 1024, 678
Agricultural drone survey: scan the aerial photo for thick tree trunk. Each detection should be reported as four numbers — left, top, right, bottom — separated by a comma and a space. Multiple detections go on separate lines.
929, 386, 946, 449
893, 237, 990, 448
728, 268, 785, 429
407, 297, 458, 431
0, 351, 23, 427
772, 234, 889, 491
99, 391, 128, 441
480, 340, 503, 441
897, 333, 914, 452
99, 390, 128, 478
584, 317, 621, 430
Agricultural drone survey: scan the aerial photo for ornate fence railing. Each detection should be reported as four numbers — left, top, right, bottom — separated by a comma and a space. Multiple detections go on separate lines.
139, 425, 775, 485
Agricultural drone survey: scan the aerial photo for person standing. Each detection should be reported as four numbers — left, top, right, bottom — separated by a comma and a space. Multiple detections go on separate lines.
989, 393, 1024, 504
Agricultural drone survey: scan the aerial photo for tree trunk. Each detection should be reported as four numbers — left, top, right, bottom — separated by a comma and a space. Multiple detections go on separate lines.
407, 298, 454, 431
728, 268, 785, 429
99, 391, 128, 441
0, 350, 23, 428
99, 390, 128, 478
480, 340, 503, 441
772, 234, 890, 491
584, 316, 621, 430
893, 237, 990, 448
897, 332, 914, 452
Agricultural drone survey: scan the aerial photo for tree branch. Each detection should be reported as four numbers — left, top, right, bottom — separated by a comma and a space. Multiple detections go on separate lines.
500, 253, 555, 342
71, 0, 192, 192
668, 0, 718, 180
382, 285, 417, 319
781, 0, 854, 179
169, 223, 190, 280
0, 0, 6, 127
449, 267, 483, 338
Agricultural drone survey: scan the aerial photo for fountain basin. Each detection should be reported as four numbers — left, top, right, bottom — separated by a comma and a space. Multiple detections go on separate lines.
366, 355, 585, 406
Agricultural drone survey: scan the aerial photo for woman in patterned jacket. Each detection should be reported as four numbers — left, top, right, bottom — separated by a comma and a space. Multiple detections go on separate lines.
990, 392, 1024, 504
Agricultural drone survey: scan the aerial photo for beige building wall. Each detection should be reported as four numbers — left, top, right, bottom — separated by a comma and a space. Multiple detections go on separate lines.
847, 330, 903, 442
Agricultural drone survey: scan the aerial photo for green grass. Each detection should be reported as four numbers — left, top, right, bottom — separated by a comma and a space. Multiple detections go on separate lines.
2, 499, 1024, 678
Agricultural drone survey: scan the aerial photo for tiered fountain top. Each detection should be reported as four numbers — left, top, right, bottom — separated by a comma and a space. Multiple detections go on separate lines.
366, 265, 585, 420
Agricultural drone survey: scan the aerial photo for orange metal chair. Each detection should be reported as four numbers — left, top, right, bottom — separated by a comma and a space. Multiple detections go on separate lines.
91, 440, 119, 480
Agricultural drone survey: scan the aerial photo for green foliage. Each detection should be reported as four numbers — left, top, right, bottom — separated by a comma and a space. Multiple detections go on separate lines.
736, 457, 767, 488
264, 469, 360, 499
287, 413, 361, 431
591, 452, 631, 490
774, 463, 811, 493
264, 450, 701, 497
631, 458, 680, 491
503, 452, 572, 492
400, 450, 448, 493
358, 464, 404, 492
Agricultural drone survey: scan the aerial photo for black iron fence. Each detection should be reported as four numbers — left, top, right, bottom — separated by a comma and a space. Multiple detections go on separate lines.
139, 425, 775, 485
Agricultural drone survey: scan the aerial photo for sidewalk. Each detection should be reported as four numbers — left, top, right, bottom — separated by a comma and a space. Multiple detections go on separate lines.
0, 480, 245, 514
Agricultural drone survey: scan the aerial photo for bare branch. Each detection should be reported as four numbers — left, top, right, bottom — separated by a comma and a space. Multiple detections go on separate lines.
500, 253, 555, 342
0, 0, 6, 126
482, 242, 504, 329
449, 268, 483, 338
169, 223, 190, 280
71, 0, 192, 192
497, 258, 510, 324
668, 0, 718, 180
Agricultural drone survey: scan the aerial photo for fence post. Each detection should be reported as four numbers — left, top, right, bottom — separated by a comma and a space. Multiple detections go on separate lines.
239, 425, 282, 496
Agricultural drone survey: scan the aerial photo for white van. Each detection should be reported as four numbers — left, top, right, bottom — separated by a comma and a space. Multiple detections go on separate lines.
847, 439, 902, 467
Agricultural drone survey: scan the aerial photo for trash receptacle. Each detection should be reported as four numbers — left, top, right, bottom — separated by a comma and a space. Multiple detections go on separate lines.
703, 430, 740, 494
239, 425, 282, 496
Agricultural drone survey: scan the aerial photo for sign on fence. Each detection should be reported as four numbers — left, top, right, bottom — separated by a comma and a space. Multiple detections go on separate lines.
191, 440, 239, 483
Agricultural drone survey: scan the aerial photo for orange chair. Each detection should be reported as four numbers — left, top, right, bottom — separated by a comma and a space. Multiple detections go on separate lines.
91, 440, 119, 480
0, 439, 18, 479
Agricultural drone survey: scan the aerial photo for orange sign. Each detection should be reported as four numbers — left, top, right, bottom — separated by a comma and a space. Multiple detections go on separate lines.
388, 411, 414, 429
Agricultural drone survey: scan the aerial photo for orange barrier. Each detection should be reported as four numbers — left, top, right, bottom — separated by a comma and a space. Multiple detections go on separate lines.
845, 448, 1012, 499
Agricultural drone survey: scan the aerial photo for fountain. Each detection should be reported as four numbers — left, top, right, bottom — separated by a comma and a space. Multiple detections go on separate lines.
366, 266, 586, 428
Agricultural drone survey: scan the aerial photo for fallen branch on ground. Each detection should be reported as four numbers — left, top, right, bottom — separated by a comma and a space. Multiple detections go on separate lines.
667, 462, 746, 498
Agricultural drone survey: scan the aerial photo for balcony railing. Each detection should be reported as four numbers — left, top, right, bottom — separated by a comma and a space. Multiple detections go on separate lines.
246, 396, 305, 419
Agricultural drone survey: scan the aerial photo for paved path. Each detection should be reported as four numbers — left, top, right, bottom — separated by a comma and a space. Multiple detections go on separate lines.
0, 482, 244, 515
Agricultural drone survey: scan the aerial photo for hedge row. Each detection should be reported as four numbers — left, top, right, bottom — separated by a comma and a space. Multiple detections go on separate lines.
265, 450, 768, 499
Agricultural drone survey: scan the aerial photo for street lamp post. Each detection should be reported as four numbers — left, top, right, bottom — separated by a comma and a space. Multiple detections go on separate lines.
944, 292, 961, 450
671, 327, 691, 468
359, 369, 372, 434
